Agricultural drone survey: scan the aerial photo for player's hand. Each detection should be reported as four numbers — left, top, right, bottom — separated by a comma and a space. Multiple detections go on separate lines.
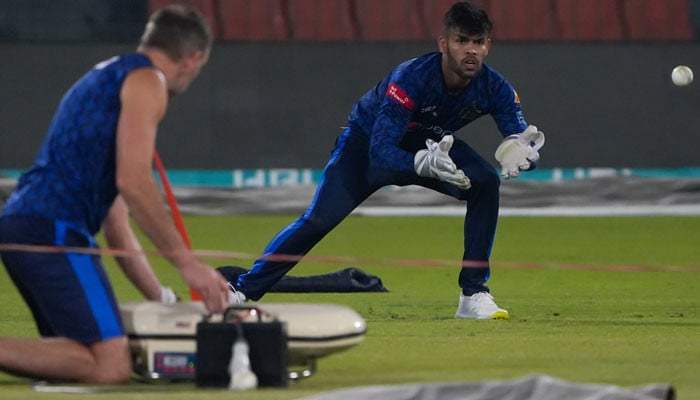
179, 261, 230, 313
160, 286, 179, 304
494, 125, 545, 179
414, 135, 471, 189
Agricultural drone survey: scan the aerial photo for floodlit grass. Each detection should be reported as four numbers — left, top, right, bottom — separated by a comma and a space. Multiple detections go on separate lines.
0, 215, 698, 400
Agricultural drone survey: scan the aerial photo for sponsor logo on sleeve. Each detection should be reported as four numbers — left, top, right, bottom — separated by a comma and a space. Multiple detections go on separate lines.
386, 83, 414, 110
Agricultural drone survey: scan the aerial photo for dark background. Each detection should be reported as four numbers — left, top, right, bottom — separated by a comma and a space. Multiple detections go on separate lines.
1, 0, 699, 170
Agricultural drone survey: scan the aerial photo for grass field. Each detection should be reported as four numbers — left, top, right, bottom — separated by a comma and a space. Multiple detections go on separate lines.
0, 215, 699, 399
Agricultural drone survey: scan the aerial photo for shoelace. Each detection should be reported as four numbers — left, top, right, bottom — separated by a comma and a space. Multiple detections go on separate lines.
228, 282, 246, 304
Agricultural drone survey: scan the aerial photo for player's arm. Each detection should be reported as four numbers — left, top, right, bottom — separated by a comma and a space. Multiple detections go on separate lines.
369, 78, 440, 173
116, 67, 229, 312
490, 81, 528, 138
102, 195, 177, 303
369, 81, 469, 188
368, 94, 415, 172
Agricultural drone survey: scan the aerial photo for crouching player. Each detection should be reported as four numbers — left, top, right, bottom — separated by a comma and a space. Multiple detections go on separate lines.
231, 1, 545, 320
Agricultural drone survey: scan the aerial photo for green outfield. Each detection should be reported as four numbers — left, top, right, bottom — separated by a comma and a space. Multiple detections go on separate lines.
0, 215, 698, 400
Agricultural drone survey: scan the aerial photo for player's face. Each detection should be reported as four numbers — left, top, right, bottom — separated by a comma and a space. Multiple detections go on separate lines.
439, 29, 490, 86
168, 50, 209, 97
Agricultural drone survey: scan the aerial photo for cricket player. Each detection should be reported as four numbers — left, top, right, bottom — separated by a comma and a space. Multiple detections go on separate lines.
232, 0, 545, 320
0, 5, 230, 384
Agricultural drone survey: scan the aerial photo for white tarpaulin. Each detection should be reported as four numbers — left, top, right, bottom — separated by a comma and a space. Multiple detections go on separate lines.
297, 375, 674, 400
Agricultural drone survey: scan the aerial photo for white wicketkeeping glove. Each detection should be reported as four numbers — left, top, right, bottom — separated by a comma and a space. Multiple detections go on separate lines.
494, 125, 545, 179
414, 135, 471, 189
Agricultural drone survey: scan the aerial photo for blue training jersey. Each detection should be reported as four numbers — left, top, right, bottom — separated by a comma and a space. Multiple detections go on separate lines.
347, 52, 528, 173
2, 53, 154, 235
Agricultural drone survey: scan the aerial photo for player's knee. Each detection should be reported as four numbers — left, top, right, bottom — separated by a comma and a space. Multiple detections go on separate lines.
471, 166, 500, 193
86, 337, 133, 384
484, 167, 501, 192
89, 358, 132, 384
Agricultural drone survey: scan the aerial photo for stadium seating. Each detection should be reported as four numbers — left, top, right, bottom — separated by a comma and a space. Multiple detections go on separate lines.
218, 0, 290, 41
146, 0, 695, 42
554, 0, 625, 40
286, 0, 357, 41
354, 0, 427, 41
484, 0, 557, 40
623, 0, 693, 40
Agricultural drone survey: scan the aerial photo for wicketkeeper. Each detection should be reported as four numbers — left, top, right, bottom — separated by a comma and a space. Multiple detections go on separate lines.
231, 0, 545, 320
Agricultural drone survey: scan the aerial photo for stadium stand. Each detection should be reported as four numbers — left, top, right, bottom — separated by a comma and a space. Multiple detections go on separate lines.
622, 0, 693, 40
218, 0, 291, 40
353, 0, 428, 41
0, 0, 694, 42
286, 0, 358, 41
483, 0, 557, 40
160, 0, 690, 42
554, 0, 625, 40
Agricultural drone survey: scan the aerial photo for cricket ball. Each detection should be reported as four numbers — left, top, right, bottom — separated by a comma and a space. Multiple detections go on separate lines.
671, 65, 693, 87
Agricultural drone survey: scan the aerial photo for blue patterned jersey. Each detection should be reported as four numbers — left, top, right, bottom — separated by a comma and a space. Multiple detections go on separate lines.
347, 52, 528, 173
2, 53, 154, 235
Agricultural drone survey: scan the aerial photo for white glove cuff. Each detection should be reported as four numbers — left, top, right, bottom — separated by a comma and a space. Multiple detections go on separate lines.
160, 286, 177, 304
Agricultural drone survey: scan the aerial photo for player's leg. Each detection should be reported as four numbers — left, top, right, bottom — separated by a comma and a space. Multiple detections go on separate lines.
0, 336, 131, 384
0, 216, 132, 383
237, 132, 378, 301
451, 140, 508, 319
410, 138, 508, 319
449, 139, 501, 295
410, 139, 500, 290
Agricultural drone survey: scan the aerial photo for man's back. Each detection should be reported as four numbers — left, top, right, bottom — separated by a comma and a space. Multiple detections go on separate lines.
2, 53, 152, 234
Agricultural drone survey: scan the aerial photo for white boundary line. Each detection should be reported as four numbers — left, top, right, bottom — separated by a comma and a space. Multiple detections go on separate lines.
353, 204, 700, 217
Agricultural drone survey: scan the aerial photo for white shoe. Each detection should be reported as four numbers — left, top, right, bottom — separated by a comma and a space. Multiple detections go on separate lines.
228, 283, 247, 305
455, 292, 509, 320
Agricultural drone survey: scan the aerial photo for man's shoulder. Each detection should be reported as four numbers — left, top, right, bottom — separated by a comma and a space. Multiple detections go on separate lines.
92, 53, 149, 70
389, 52, 441, 92
395, 52, 441, 74
477, 63, 508, 83
473, 63, 518, 99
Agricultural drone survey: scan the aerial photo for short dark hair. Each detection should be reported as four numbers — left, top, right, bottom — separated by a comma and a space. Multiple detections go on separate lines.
443, 1, 493, 37
139, 4, 212, 61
